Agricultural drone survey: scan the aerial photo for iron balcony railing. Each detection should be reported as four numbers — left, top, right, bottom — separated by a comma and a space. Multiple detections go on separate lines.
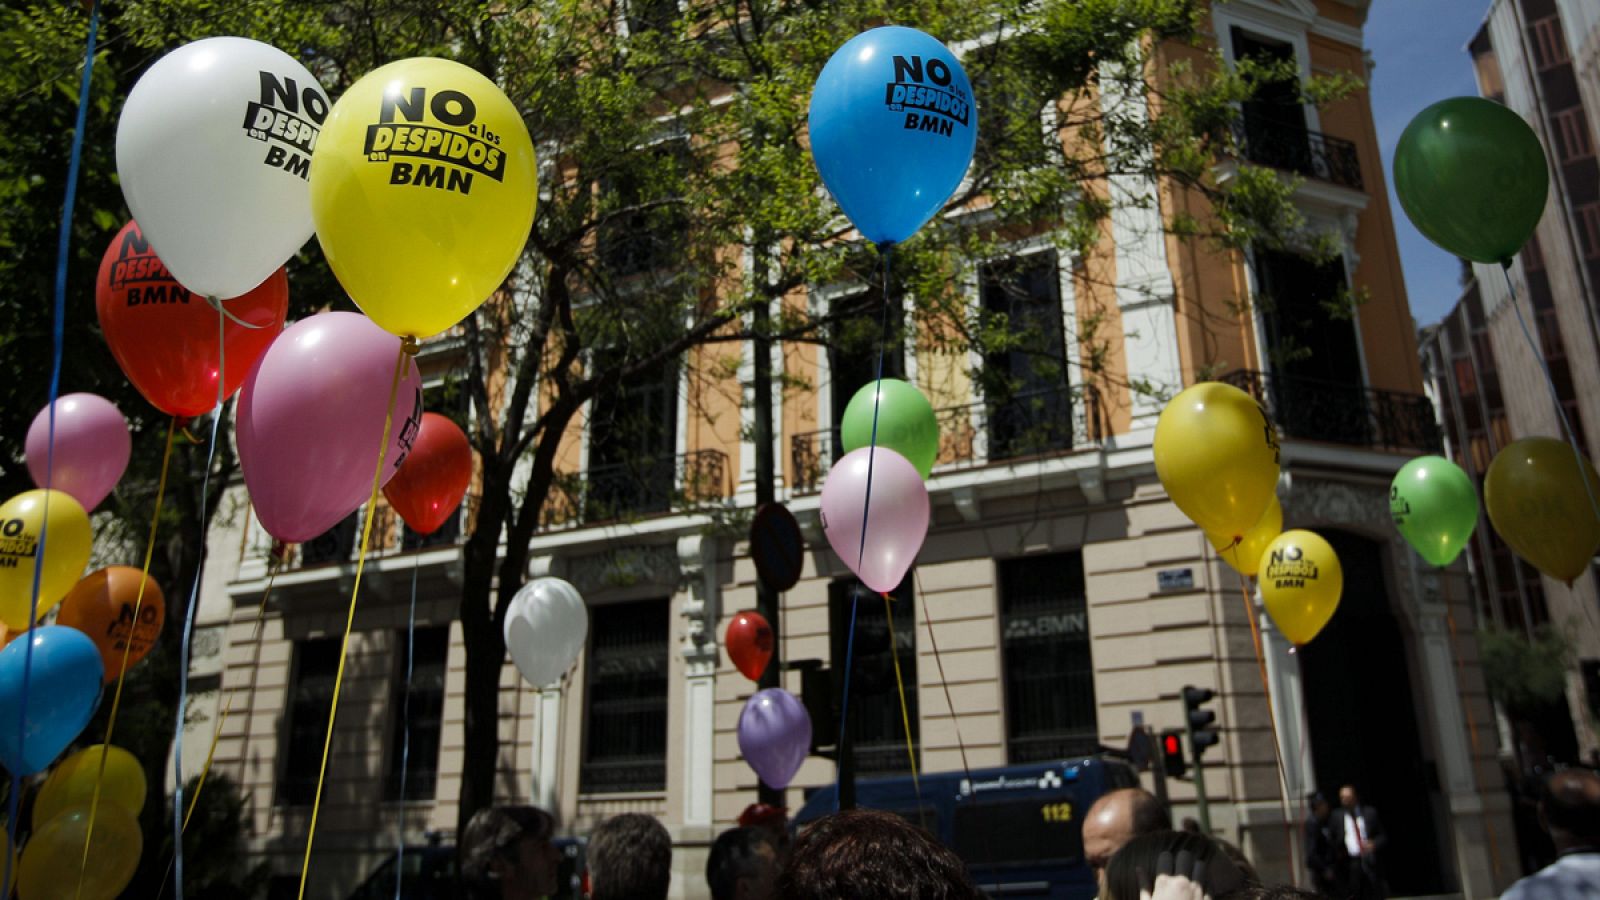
1232, 120, 1363, 191
1221, 369, 1441, 453
791, 385, 1105, 494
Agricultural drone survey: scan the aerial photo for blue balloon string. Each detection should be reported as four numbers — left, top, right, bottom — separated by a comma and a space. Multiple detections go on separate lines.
171, 302, 225, 900
834, 243, 895, 809
394, 553, 420, 900
4, 3, 99, 890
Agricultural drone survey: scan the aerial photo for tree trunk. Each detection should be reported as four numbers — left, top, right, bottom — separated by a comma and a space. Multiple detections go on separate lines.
456, 460, 508, 837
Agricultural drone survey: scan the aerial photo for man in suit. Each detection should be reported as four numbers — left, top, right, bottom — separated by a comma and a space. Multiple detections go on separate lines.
1334, 785, 1387, 899
1303, 791, 1347, 896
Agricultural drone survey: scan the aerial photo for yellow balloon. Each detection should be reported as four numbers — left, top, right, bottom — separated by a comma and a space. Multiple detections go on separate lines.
1259, 530, 1342, 645
33, 745, 147, 830
310, 57, 538, 340
1485, 437, 1600, 584
17, 803, 141, 900
0, 490, 91, 630
1155, 383, 1281, 540
1209, 495, 1282, 577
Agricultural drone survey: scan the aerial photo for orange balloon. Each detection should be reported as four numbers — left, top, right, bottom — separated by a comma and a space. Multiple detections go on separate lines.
55, 567, 164, 683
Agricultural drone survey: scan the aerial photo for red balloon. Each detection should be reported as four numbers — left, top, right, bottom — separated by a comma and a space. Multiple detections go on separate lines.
726, 611, 774, 681
383, 413, 473, 535
95, 220, 288, 416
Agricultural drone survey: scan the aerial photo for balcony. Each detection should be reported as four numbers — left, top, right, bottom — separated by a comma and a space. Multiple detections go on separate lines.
1232, 121, 1363, 191
791, 385, 1105, 494
1221, 370, 1441, 453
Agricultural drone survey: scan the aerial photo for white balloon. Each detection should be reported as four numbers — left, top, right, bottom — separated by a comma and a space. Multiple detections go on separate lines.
504, 577, 589, 688
115, 37, 330, 299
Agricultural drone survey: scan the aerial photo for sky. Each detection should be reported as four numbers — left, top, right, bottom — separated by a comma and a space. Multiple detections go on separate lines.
1364, 0, 1488, 328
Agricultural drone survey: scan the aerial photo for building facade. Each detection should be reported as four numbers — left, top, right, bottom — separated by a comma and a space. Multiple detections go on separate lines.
182, 2, 1512, 897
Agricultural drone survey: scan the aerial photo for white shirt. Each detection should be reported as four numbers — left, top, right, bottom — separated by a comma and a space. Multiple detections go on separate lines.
1344, 812, 1366, 858
1501, 852, 1600, 899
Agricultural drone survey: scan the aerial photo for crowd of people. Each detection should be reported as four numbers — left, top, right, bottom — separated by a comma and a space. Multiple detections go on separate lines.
452, 768, 1600, 899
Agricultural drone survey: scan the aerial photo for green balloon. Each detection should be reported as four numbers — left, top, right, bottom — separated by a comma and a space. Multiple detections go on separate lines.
840, 378, 939, 478
1391, 455, 1480, 567
1393, 97, 1549, 265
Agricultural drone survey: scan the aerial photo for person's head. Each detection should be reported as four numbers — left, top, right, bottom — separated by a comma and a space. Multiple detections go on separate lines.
1102, 831, 1246, 900
776, 809, 980, 900
739, 803, 792, 858
1540, 767, 1600, 851
459, 806, 561, 900
587, 813, 672, 900
1083, 789, 1172, 888
1308, 792, 1330, 821
707, 826, 780, 900
1338, 785, 1359, 810
1223, 885, 1324, 900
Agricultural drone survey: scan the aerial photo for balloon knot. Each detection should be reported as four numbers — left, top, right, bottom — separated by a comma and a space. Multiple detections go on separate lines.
400, 336, 421, 357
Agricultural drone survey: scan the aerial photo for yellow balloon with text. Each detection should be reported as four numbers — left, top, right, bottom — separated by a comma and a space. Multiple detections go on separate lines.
33, 744, 147, 830
17, 802, 141, 900
1259, 529, 1342, 646
1155, 382, 1281, 541
1484, 437, 1600, 584
0, 490, 91, 630
310, 57, 537, 340
1209, 495, 1282, 577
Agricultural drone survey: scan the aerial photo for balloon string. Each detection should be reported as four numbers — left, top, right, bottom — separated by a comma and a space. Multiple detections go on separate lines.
204, 295, 268, 330
1228, 547, 1296, 885
394, 552, 421, 900
7, 5, 99, 894
297, 342, 412, 900
881, 592, 920, 805
1500, 262, 1600, 531
172, 301, 228, 900
75, 416, 176, 900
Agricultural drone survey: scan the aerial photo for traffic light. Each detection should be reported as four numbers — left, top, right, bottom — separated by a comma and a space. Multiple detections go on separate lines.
1159, 728, 1187, 779
1182, 685, 1219, 762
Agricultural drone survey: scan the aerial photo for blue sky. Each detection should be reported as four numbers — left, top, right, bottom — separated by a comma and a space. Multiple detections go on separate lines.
1364, 0, 1487, 327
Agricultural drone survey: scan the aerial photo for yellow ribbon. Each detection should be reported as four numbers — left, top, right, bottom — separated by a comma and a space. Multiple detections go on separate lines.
881, 592, 921, 799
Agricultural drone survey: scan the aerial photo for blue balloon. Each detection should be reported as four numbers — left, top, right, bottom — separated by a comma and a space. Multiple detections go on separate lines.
809, 26, 978, 246
0, 626, 104, 775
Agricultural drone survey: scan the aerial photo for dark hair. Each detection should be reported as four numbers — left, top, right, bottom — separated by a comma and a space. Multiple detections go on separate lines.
708, 826, 779, 900
1543, 768, 1600, 838
588, 813, 673, 900
1223, 885, 1326, 900
1103, 831, 1246, 900
459, 805, 555, 892
776, 809, 980, 900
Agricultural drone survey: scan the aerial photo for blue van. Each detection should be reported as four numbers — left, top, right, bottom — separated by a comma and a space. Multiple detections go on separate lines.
793, 758, 1139, 899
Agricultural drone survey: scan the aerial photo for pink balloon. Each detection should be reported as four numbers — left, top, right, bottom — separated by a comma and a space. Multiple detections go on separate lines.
25, 393, 131, 511
819, 447, 929, 592
237, 312, 423, 543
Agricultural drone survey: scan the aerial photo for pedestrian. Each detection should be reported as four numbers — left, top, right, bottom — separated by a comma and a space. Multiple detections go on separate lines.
707, 825, 781, 900
775, 808, 979, 900
1101, 831, 1247, 900
1332, 786, 1386, 900
1302, 792, 1345, 896
1083, 788, 1173, 893
1502, 767, 1600, 899
459, 805, 564, 900
585, 812, 672, 900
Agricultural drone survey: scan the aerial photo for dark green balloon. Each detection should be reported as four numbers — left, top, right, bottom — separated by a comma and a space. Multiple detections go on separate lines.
1391, 455, 1479, 568
840, 378, 939, 478
1393, 97, 1549, 265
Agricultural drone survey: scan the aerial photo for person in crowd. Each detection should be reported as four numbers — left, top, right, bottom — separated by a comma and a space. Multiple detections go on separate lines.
739, 802, 792, 858
1101, 830, 1247, 900
1084, 788, 1174, 892
1502, 767, 1600, 899
708, 825, 781, 900
775, 808, 980, 900
1332, 785, 1386, 899
1302, 792, 1345, 896
585, 812, 672, 900
459, 805, 563, 900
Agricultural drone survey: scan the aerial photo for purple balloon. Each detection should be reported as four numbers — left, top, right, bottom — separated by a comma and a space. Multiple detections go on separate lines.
819, 447, 929, 593
25, 393, 131, 511
738, 688, 811, 789
237, 312, 423, 543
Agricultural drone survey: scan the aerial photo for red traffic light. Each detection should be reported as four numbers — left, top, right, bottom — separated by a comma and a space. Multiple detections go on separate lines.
1164, 733, 1181, 755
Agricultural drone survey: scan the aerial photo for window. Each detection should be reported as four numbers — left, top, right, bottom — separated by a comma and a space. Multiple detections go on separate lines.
626, 0, 678, 35
403, 379, 469, 549
828, 577, 917, 775
1230, 29, 1311, 176
999, 554, 1098, 762
979, 252, 1072, 460
586, 351, 680, 521
301, 511, 358, 565
1529, 16, 1569, 71
597, 140, 689, 278
972, 65, 1048, 169
581, 599, 669, 793
827, 290, 906, 460
279, 638, 342, 806
1554, 107, 1594, 163
1253, 250, 1368, 445
386, 626, 450, 801
1578, 203, 1600, 260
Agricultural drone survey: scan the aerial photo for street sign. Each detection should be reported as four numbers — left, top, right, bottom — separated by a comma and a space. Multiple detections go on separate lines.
750, 502, 804, 592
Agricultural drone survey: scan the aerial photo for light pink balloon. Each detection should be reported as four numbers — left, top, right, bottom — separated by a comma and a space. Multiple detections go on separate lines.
819, 447, 929, 593
25, 393, 131, 511
237, 312, 423, 543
